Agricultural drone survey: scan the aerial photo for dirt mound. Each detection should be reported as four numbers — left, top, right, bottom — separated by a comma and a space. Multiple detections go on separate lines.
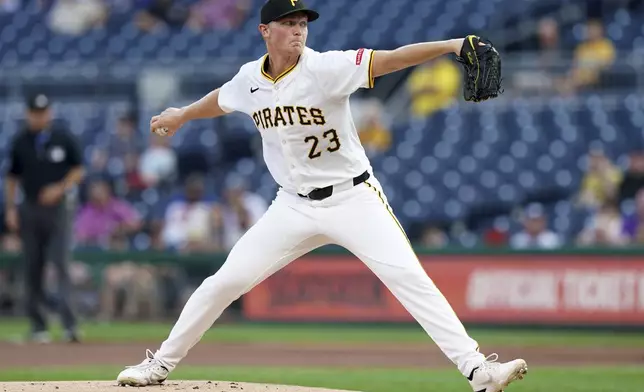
0, 381, 359, 392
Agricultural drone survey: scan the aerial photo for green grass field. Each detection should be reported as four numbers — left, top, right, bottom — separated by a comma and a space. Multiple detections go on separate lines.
1, 319, 643, 347
1, 320, 643, 391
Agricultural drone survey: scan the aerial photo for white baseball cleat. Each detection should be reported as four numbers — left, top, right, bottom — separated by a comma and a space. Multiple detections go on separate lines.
30, 331, 52, 344
116, 349, 170, 387
469, 354, 528, 392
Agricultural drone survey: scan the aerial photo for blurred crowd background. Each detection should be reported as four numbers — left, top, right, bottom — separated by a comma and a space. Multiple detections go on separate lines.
1, 0, 644, 321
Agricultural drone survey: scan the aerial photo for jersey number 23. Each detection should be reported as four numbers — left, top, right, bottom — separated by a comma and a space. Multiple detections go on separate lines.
304, 129, 341, 159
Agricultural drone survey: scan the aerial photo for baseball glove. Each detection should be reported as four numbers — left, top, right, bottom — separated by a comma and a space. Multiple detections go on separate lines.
455, 35, 503, 102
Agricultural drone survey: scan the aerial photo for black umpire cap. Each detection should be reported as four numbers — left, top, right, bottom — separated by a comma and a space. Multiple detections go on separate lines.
260, 0, 319, 25
26, 93, 51, 111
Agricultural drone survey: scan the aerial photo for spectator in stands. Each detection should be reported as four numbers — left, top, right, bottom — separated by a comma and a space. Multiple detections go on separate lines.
510, 203, 562, 249
99, 261, 160, 321
559, 19, 616, 94
0, 0, 19, 13
139, 133, 177, 189
1, 211, 21, 252
220, 175, 268, 251
109, 112, 142, 163
74, 179, 142, 250
514, 17, 562, 93
622, 188, 644, 244
576, 198, 626, 246
123, 151, 147, 196
419, 225, 448, 248
352, 98, 392, 156
618, 151, 644, 203
101, 111, 146, 195
536, 17, 561, 68
48, 0, 108, 36
407, 58, 460, 118
188, 0, 251, 31
482, 218, 510, 248
482, 227, 508, 247
577, 148, 622, 209
88, 147, 108, 177
136, 0, 190, 32
1, 232, 21, 252
159, 174, 222, 253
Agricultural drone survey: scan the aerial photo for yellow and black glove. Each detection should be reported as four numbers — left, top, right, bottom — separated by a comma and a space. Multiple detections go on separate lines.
456, 35, 503, 102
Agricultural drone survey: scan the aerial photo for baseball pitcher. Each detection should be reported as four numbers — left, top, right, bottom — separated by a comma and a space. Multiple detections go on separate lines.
117, 1, 521, 391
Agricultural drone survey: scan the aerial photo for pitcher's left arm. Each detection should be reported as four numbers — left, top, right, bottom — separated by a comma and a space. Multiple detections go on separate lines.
371, 39, 465, 77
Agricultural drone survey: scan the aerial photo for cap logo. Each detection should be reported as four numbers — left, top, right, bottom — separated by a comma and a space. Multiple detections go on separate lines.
36, 94, 48, 108
290, 0, 298, 6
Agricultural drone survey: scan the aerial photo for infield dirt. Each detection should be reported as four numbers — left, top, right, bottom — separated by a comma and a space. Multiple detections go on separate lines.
0, 380, 357, 392
0, 340, 641, 369
0, 340, 641, 392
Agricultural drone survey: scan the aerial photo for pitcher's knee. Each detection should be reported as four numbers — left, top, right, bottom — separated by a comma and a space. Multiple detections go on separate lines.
201, 271, 255, 301
382, 264, 436, 288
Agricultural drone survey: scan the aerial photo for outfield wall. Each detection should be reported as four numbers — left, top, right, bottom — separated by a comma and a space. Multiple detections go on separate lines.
2, 247, 643, 326
244, 254, 644, 326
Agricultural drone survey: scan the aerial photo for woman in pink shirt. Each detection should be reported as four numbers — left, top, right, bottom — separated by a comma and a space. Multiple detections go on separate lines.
74, 179, 142, 250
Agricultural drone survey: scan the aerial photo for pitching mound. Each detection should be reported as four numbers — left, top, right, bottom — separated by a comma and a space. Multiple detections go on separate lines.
0, 381, 359, 392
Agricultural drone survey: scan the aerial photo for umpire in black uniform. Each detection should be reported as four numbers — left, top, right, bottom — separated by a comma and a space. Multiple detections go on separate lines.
4, 93, 85, 343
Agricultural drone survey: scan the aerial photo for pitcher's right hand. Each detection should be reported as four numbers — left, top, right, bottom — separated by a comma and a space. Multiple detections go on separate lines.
150, 107, 186, 137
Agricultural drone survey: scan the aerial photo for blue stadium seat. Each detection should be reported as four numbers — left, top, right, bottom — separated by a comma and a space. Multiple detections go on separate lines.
1, 1, 641, 246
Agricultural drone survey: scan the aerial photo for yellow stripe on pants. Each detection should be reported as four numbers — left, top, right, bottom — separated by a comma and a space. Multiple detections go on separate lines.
364, 181, 412, 246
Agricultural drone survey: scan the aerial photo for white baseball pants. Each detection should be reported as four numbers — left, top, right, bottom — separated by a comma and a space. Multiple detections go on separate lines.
155, 175, 485, 377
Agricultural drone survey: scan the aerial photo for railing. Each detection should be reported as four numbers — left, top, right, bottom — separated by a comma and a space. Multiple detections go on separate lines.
2, 246, 644, 269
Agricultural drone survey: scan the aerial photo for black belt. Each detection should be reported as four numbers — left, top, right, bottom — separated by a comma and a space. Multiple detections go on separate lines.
298, 171, 370, 201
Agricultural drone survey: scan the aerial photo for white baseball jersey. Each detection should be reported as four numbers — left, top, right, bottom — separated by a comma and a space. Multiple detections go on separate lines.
218, 46, 375, 195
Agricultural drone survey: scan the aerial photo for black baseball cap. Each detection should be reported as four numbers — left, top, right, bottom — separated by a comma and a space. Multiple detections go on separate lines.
26, 93, 51, 111
260, 0, 319, 25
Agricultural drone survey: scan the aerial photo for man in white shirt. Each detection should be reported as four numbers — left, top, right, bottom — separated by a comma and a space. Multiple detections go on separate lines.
160, 175, 221, 252
117, 1, 527, 391
138, 134, 177, 188
510, 203, 562, 250
48, 0, 106, 36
